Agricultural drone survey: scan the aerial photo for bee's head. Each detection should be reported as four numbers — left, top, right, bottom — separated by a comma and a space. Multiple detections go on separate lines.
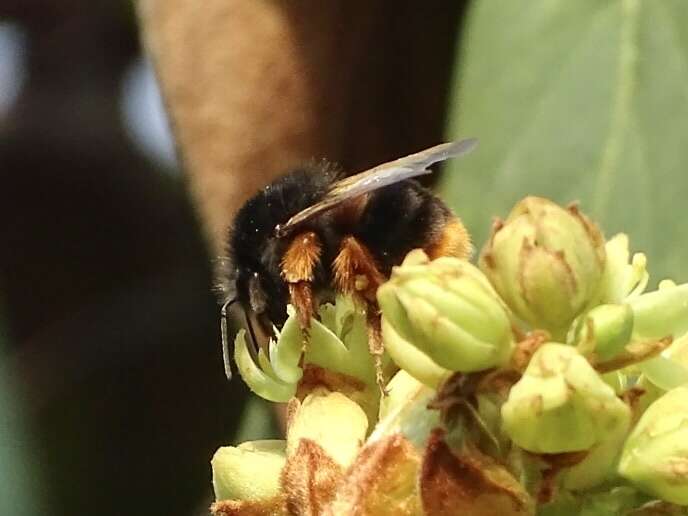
219, 267, 269, 380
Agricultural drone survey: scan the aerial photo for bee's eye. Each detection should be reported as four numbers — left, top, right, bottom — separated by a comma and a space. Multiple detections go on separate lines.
248, 272, 267, 314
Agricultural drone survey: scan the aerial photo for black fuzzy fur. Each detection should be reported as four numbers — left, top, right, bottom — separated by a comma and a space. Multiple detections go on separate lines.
225, 164, 452, 329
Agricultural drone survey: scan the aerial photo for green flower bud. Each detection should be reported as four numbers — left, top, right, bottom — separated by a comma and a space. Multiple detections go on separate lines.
379, 314, 452, 390
502, 343, 630, 453
619, 385, 688, 505
211, 440, 286, 501
570, 303, 634, 361
377, 249, 514, 383
479, 197, 606, 339
561, 417, 629, 491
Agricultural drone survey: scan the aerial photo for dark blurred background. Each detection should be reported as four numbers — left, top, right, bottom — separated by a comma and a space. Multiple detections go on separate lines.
0, 2, 465, 515
0, 3, 251, 516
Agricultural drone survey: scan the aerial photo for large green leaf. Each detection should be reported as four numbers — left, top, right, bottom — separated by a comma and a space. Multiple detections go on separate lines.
442, 0, 688, 283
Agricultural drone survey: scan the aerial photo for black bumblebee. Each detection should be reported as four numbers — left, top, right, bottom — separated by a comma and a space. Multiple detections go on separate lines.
216, 139, 477, 380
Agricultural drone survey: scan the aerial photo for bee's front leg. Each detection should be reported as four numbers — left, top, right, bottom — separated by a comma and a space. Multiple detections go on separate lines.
333, 235, 388, 393
280, 231, 322, 336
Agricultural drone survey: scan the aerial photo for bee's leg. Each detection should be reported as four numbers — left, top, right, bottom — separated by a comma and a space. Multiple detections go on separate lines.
333, 235, 388, 392
281, 231, 322, 334
332, 236, 385, 300
287, 282, 314, 335
365, 304, 387, 394
425, 216, 472, 259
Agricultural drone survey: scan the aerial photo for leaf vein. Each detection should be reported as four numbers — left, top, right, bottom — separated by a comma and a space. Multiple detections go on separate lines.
593, 0, 641, 218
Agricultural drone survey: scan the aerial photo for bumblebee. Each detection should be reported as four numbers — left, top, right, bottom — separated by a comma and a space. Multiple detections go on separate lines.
216, 139, 477, 381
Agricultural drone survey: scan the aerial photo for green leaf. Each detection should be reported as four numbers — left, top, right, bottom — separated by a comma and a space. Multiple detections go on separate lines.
443, 0, 688, 283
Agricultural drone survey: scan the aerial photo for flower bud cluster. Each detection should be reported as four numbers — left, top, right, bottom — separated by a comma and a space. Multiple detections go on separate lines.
211, 196, 688, 515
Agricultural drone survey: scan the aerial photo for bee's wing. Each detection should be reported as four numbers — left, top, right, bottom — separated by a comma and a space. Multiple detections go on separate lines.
275, 138, 477, 237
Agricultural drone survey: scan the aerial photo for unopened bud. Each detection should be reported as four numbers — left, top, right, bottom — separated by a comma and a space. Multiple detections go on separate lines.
570, 303, 634, 361
502, 343, 630, 453
377, 250, 514, 387
480, 197, 606, 339
619, 385, 688, 505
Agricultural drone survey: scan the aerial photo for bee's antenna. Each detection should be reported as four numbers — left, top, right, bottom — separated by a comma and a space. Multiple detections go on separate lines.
220, 298, 237, 380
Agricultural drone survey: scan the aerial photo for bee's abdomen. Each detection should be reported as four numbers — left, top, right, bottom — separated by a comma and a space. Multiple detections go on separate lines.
354, 180, 462, 273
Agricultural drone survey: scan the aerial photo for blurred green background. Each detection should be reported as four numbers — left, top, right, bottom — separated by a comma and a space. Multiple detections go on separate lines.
443, 1, 688, 283
1, 1, 687, 515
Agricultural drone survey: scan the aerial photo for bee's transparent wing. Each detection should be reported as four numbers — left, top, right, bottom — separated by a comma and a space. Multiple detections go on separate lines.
274, 138, 477, 237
